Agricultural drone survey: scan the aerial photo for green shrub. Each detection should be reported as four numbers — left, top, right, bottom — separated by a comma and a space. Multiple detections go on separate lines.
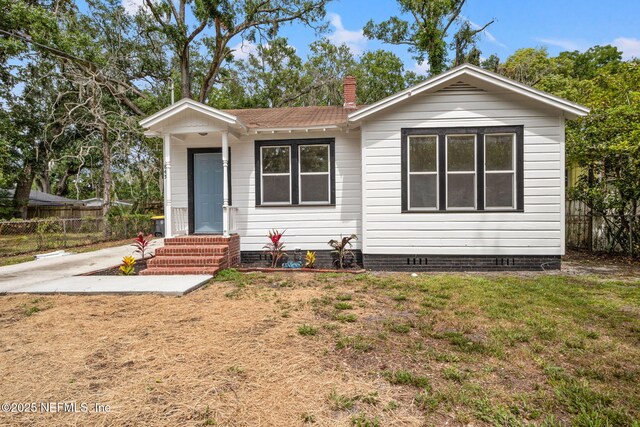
107, 213, 153, 237
36, 217, 62, 234
79, 216, 99, 233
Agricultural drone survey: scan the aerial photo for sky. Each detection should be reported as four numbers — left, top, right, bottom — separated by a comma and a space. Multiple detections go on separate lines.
121, 0, 640, 75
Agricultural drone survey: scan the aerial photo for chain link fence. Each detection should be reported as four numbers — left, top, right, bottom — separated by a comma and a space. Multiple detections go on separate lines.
0, 216, 153, 257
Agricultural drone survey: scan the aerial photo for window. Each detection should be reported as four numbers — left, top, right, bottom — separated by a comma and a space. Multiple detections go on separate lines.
256, 139, 335, 206
485, 134, 516, 209
408, 136, 438, 210
401, 126, 523, 212
446, 135, 476, 209
260, 146, 291, 204
299, 145, 330, 203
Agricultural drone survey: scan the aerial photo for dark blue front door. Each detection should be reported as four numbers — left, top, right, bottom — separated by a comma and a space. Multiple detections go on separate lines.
193, 152, 223, 233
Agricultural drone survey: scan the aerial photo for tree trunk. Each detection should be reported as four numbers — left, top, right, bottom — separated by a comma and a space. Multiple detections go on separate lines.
180, 47, 191, 99
101, 126, 112, 237
35, 168, 51, 194
55, 166, 79, 197
13, 165, 35, 219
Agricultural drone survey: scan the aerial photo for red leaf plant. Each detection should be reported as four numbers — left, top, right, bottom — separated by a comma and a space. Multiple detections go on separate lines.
263, 229, 287, 268
132, 232, 153, 259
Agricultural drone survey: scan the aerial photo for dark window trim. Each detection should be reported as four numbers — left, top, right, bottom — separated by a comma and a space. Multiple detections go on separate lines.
255, 138, 336, 207
187, 147, 232, 234
401, 126, 524, 213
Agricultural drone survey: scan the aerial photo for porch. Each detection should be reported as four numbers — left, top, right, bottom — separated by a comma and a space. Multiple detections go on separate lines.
139, 99, 247, 274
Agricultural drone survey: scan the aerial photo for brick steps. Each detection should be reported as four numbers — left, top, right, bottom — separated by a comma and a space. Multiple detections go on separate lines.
148, 255, 226, 268
155, 245, 228, 256
142, 234, 240, 275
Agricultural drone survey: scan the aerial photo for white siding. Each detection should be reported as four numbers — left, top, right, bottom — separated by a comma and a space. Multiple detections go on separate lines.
170, 131, 362, 251
361, 88, 565, 256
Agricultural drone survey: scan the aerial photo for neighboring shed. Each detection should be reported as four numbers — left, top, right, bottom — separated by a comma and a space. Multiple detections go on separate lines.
1, 190, 103, 218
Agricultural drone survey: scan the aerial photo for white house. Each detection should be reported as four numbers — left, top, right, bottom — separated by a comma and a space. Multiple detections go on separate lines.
139, 64, 589, 274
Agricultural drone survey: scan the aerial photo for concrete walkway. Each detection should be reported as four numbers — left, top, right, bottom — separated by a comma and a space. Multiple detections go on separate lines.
0, 239, 213, 295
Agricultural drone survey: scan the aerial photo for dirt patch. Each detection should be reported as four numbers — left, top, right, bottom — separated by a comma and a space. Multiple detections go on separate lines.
562, 250, 640, 280
0, 281, 423, 426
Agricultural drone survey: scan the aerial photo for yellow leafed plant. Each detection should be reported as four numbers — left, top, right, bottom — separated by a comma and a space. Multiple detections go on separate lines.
305, 251, 316, 268
119, 255, 136, 276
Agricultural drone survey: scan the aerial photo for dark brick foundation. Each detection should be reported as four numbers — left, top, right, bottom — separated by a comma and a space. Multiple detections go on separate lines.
241, 250, 559, 271
362, 254, 561, 271
241, 250, 363, 269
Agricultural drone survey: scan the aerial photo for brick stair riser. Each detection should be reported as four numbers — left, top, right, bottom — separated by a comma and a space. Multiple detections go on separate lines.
164, 237, 233, 245
140, 268, 220, 276
155, 247, 228, 256
148, 257, 225, 268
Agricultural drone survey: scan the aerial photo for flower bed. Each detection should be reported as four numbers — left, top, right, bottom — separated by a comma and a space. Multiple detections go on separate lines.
81, 257, 150, 276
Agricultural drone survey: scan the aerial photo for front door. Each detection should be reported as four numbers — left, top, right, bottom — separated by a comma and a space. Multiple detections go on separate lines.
192, 151, 223, 233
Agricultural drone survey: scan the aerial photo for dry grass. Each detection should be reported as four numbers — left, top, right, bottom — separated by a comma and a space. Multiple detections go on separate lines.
0, 269, 639, 426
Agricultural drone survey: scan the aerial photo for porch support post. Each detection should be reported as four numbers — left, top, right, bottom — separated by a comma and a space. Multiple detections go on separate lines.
222, 130, 230, 237
163, 133, 173, 238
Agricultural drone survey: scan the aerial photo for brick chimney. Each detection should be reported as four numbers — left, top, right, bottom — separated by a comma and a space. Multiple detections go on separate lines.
343, 75, 357, 109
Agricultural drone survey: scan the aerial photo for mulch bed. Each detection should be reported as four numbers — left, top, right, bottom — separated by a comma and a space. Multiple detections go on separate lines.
82, 258, 149, 276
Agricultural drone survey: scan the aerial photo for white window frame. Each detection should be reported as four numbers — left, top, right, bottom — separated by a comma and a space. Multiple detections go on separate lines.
260, 145, 292, 205
445, 134, 477, 210
484, 133, 517, 210
407, 135, 439, 211
298, 144, 331, 205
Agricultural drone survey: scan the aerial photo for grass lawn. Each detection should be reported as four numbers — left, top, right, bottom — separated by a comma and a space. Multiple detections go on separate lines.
0, 232, 116, 258
0, 238, 133, 267
0, 270, 638, 426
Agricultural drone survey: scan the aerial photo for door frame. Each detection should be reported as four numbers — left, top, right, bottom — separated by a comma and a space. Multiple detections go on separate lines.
187, 147, 232, 234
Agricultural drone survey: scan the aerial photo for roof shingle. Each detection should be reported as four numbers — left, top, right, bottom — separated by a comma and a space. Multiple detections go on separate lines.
223, 105, 362, 129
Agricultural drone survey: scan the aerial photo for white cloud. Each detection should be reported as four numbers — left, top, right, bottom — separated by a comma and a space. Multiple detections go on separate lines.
469, 20, 506, 48
230, 40, 260, 61
535, 37, 584, 51
613, 37, 640, 60
412, 61, 430, 75
122, 0, 145, 14
327, 13, 368, 54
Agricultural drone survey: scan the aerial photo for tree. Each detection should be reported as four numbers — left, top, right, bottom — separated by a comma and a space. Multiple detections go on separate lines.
354, 50, 408, 104
566, 62, 640, 253
452, 20, 483, 66
234, 37, 306, 108
299, 38, 358, 106
1, 0, 165, 222
139, 0, 328, 102
480, 54, 500, 72
500, 47, 552, 86
363, 0, 493, 75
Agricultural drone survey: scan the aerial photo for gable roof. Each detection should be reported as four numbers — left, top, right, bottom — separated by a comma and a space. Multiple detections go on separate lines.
223, 105, 362, 131
347, 63, 590, 123
2, 189, 83, 206
139, 98, 247, 131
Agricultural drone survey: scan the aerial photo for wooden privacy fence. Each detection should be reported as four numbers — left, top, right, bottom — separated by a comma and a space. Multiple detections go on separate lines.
566, 200, 639, 255
26, 205, 103, 219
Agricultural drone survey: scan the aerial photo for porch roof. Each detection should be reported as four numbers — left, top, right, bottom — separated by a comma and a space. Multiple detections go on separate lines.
140, 98, 247, 135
